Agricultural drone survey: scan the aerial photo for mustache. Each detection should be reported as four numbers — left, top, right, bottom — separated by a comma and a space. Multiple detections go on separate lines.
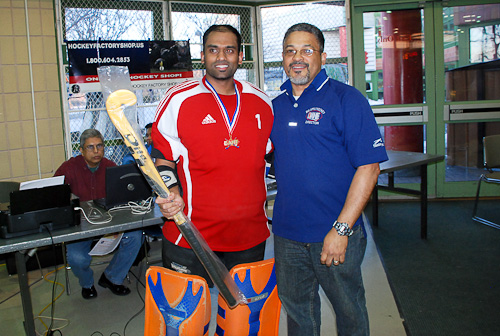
289, 61, 308, 69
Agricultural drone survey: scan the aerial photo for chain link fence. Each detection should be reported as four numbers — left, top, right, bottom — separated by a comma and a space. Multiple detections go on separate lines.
59, 1, 347, 163
62, 0, 165, 163
61, 0, 256, 164
261, 1, 347, 99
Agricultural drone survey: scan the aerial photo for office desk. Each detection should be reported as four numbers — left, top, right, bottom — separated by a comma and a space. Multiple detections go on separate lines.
0, 202, 164, 336
372, 150, 444, 239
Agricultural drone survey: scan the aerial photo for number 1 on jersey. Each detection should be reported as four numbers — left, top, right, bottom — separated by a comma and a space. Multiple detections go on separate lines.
255, 114, 261, 130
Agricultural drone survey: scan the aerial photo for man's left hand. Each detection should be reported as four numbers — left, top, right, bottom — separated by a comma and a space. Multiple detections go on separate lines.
320, 229, 348, 267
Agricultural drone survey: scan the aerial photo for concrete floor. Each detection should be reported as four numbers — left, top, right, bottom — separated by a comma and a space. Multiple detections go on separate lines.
0, 213, 405, 336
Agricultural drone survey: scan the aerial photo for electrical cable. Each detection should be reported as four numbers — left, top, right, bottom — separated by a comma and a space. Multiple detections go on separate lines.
89, 331, 122, 336
75, 197, 154, 225
36, 225, 69, 336
108, 197, 154, 215
74, 206, 112, 225
35, 266, 68, 336
123, 260, 146, 336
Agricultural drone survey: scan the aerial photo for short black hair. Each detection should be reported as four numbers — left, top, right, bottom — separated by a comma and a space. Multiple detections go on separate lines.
203, 25, 242, 53
283, 23, 325, 53
145, 123, 153, 129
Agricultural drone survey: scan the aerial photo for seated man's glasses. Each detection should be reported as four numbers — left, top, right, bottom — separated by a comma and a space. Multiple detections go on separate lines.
84, 144, 104, 151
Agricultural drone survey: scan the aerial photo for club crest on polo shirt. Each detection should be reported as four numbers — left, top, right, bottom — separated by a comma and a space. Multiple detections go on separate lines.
305, 107, 325, 125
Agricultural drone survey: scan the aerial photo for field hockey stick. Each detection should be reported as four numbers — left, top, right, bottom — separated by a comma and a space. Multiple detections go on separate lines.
105, 89, 245, 308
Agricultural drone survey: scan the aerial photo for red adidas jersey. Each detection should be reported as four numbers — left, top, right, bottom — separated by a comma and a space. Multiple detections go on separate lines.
153, 77, 273, 252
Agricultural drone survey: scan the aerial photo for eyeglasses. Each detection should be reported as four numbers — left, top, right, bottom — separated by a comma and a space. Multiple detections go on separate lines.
283, 48, 319, 57
84, 144, 104, 151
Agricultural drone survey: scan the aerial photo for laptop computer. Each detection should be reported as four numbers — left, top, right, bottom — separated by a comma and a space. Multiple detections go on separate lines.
93, 164, 153, 210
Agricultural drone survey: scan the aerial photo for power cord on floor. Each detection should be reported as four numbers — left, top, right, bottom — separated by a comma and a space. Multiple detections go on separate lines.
36, 225, 69, 336
35, 265, 68, 336
122, 261, 146, 336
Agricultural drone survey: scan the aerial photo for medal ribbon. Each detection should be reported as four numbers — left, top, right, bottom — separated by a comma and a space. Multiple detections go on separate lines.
204, 78, 241, 136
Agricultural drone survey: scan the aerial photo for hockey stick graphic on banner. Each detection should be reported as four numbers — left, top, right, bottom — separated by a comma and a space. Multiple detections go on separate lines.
104, 88, 245, 308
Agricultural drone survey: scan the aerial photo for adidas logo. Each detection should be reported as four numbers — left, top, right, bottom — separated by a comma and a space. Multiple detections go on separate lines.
202, 114, 216, 125
373, 138, 385, 148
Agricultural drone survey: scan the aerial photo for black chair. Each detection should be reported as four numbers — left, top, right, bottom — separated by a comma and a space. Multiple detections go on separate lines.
142, 225, 163, 266
472, 134, 500, 229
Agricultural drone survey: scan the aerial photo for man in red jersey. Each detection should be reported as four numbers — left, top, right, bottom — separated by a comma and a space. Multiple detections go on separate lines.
151, 25, 273, 287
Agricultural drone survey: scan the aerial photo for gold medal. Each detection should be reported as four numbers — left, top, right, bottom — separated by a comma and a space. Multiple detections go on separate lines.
224, 134, 240, 149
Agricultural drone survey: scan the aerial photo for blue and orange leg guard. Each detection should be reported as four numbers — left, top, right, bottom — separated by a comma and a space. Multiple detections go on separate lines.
215, 258, 281, 336
145, 266, 211, 336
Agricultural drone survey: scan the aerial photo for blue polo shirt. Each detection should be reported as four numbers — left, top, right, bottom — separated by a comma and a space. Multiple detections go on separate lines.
270, 69, 388, 243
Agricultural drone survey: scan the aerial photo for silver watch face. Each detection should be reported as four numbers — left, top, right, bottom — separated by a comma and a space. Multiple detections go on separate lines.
335, 222, 353, 236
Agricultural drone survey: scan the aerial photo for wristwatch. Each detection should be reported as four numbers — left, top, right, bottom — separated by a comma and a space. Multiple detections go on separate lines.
333, 221, 353, 237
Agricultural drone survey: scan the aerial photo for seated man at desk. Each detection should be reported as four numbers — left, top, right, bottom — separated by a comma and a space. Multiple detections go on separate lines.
54, 129, 143, 299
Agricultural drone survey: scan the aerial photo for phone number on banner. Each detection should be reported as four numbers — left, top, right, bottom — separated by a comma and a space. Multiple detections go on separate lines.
86, 57, 131, 64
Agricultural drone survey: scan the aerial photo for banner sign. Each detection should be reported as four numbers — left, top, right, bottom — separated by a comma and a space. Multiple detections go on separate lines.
67, 40, 193, 93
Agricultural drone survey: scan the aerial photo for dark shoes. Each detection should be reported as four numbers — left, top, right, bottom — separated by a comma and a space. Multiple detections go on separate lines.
81, 286, 97, 299
98, 273, 131, 296
81, 274, 130, 299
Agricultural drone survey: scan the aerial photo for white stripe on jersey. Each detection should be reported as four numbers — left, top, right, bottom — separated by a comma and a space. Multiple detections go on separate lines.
154, 79, 199, 121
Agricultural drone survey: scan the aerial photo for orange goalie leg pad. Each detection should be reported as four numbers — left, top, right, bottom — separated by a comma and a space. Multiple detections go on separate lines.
145, 266, 211, 336
215, 258, 281, 336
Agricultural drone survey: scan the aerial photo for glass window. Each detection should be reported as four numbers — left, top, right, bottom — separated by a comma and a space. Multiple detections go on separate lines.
443, 3, 500, 182
363, 9, 426, 159
171, 12, 240, 60
261, 2, 347, 99
444, 4, 500, 102
62, 0, 161, 163
377, 125, 427, 185
363, 10, 425, 106
64, 8, 154, 41
170, 3, 255, 83
445, 122, 500, 182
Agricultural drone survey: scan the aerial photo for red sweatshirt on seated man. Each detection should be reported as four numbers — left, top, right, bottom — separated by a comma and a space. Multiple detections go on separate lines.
54, 129, 143, 299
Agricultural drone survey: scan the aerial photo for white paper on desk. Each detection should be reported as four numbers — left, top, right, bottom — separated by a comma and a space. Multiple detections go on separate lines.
20, 176, 65, 190
89, 233, 124, 256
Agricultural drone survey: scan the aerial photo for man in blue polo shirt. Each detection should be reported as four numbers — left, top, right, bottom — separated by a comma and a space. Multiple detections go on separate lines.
271, 23, 388, 336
